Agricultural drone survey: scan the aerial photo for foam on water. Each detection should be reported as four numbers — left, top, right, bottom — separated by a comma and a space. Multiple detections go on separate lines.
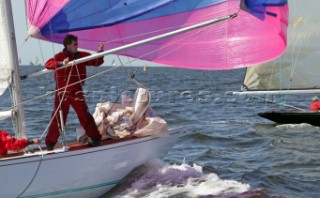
275, 123, 318, 130
206, 120, 251, 124
106, 159, 250, 198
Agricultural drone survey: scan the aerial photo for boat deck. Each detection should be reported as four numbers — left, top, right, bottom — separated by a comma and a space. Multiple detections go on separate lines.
0, 136, 137, 160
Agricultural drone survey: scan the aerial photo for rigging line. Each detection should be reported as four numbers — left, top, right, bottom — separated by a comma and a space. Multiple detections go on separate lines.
17, 147, 44, 198
23, 0, 28, 26
289, 19, 303, 74
37, 39, 56, 94
16, 35, 30, 52
122, 12, 227, 70
105, 0, 134, 72
281, 20, 309, 108
116, 55, 138, 80
284, 28, 306, 104
278, 6, 308, 105
28, 0, 57, 94
126, 12, 232, 66
111, 12, 219, 68
88, 21, 228, 90
44, 0, 62, 70
100, 77, 133, 119
20, 39, 48, 80
1, 66, 119, 113
279, 58, 287, 110
59, 110, 66, 146
131, 78, 149, 90
39, 61, 76, 140
246, 94, 306, 111
73, 57, 92, 111
287, 11, 311, 91
37, 39, 46, 66
146, 19, 218, 63
264, 61, 278, 109
90, 66, 137, 124
16, 0, 31, 53
289, 24, 307, 78
8, 86, 17, 137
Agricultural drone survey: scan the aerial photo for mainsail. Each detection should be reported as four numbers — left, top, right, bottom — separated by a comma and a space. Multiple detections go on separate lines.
0, 2, 12, 96
26, 0, 288, 70
242, 0, 320, 94
0, 1, 25, 136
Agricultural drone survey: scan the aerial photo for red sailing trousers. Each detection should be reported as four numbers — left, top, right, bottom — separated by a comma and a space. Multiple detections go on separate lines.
44, 49, 103, 146
45, 90, 101, 145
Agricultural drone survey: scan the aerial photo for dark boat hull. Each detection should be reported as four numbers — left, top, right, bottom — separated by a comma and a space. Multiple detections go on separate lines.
258, 111, 320, 126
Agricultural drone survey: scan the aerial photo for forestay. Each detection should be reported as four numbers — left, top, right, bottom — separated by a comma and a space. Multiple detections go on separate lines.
242, 0, 320, 94
26, 0, 288, 70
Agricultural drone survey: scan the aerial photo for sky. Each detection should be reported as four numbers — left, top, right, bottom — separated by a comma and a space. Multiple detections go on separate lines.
11, 1, 157, 67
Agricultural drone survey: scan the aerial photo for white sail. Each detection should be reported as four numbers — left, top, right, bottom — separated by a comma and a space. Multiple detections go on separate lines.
0, 2, 12, 96
243, 0, 320, 93
0, 110, 12, 120
0, 0, 26, 138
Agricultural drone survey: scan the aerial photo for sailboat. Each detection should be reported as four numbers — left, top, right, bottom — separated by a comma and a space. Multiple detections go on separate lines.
0, 0, 288, 197
29, 56, 41, 66
234, 0, 320, 126
143, 65, 148, 72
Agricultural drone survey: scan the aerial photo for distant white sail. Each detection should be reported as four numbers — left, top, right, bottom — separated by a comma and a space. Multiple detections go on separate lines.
243, 0, 320, 93
29, 56, 40, 66
0, 4, 12, 96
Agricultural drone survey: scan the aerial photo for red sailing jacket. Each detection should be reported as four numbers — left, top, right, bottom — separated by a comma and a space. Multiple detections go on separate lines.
0, 131, 29, 155
45, 50, 104, 91
310, 101, 320, 111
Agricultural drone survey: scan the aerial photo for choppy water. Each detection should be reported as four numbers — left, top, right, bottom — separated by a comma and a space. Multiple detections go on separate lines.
1, 66, 319, 197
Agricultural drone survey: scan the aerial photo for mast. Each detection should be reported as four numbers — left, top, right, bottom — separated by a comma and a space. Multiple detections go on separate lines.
2, 0, 26, 138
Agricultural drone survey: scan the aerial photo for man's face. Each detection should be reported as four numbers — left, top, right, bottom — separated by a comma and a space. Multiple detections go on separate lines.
66, 40, 78, 53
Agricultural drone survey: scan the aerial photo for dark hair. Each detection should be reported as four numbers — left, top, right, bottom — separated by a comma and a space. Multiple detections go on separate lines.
63, 34, 78, 47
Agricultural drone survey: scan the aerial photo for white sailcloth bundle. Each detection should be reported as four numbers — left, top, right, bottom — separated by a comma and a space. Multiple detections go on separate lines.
76, 88, 168, 142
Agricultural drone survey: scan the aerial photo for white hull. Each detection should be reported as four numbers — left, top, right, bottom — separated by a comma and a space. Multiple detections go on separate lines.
0, 129, 181, 198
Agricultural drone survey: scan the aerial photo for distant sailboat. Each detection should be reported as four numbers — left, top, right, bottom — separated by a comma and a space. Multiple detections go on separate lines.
233, 0, 320, 126
111, 59, 116, 67
143, 65, 148, 72
29, 56, 40, 66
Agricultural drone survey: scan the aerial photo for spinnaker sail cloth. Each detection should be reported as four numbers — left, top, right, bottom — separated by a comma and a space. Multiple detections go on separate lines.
26, 0, 288, 70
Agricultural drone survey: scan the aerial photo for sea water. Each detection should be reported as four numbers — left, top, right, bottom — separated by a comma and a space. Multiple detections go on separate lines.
1, 66, 319, 197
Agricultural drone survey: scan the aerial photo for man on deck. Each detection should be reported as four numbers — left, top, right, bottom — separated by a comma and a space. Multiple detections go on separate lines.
44, 34, 104, 150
